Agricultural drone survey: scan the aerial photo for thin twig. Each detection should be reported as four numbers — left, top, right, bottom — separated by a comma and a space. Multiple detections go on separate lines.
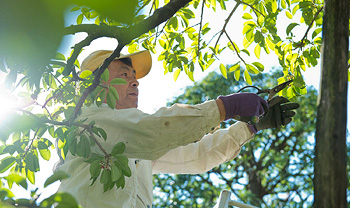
224, 30, 247, 65
240, 1, 265, 18
42, 105, 54, 121
19, 128, 40, 172
197, 0, 206, 56
299, 6, 324, 48
214, 1, 241, 48
85, 124, 110, 157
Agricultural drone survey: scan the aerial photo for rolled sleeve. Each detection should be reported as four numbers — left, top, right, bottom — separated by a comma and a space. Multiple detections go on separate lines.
151, 122, 253, 174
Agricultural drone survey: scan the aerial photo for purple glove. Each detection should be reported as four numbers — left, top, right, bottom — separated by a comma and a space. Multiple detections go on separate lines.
218, 93, 268, 123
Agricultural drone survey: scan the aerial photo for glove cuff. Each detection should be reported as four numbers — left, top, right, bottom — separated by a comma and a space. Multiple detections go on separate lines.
217, 95, 233, 120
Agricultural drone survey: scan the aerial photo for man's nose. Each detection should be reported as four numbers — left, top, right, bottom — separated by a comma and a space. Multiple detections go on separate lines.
130, 79, 139, 87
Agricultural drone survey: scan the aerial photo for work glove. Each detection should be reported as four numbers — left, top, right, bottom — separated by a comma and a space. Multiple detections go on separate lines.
250, 96, 300, 133
218, 93, 268, 123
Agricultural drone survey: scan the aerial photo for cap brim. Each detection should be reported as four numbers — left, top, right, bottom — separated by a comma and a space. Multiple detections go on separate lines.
120, 50, 152, 79
80, 50, 152, 79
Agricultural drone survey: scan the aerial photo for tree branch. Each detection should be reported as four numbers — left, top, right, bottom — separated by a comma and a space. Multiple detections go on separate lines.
299, 6, 324, 48
125, 0, 193, 44
197, 0, 206, 56
214, 1, 241, 48
63, 34, 98, 76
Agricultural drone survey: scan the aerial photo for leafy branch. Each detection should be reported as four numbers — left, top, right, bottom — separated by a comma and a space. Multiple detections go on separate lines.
298, 6, 324, 48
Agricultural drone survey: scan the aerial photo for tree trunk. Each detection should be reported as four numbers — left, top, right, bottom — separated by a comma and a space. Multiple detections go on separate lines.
314, 0, 349, 206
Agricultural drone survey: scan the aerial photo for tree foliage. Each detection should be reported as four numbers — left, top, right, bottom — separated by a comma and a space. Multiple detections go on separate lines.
0, 0, 347, 207
153, 69, 317, 207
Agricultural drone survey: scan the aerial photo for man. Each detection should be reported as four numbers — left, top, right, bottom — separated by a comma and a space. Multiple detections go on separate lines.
56, 50, 299, 208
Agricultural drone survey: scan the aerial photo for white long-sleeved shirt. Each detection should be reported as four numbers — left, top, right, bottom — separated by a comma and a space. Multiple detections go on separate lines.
56, 100, 253, 208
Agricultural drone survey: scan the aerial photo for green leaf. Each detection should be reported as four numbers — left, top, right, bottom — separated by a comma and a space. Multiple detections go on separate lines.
244, 31, 254, 47
111, 164, 122, 182
109, 86, 119, 100
229, 64, 240, 72
114, 155, 131, 177
244, 70, 252, 85
106, 90, 117, 109
41, 192, 80, 208
241, 49, 251, 56
234, 68, 241, 81
44, 171, 69, 188
89, 160, 102, 179
74, 0, 137, 24
25, 152, 40, 172
77, 13, 84, 25
100, 169, 110, 184
285, 10, 293, 19
242, 13, 253, 20
0, 156, 16, 173
39, 148, 51, 161
246, 64, 260, 74
70, 7, 80, 12
26, 169, 35, 184
55, 53, 66, 61
159, 39, 167, 49
111, 142, 126, 156
96, 89, 107, 107
219, 0, 226, 10
286, 23, 299, 35
228, 41, 239, 53
4, 173, 27, 189
252, 62, 265, 72
254, 44, 261, 59
109, 78, 127, 85
219, 64, 227, 79
254, 31, 263, 43
76, 135, 90, 158
266, 36, 275, 50
68, 133, 77, 156
173, 68, 181, 81
101, 69, 110, 83
116, 174, 125, 189
79, 70, 92, 79
97, 128, 108, 141
312, 28, 322, 39
294, 68, 306, 88
281, 0, 287, 9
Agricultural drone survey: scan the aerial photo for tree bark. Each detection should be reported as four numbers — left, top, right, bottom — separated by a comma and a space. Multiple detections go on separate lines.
314, 0, 349, 206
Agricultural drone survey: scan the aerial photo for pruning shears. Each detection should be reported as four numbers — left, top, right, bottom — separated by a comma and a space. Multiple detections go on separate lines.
237, 79, 293, 102
233, 79, 293, 124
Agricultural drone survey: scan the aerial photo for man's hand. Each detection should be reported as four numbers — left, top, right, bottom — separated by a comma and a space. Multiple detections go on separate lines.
252, 96, 300, 132
218, 93, 268, 122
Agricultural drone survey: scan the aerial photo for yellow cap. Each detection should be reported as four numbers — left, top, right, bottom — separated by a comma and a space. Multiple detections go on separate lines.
80, 50, 152, 79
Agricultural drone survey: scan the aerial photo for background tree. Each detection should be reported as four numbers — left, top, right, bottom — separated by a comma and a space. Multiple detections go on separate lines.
0, 0, 348, 207
154, 69, 318, 207
314, 0, 349, 207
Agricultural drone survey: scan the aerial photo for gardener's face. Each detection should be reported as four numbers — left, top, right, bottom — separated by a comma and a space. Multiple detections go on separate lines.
106, 60, 139, 109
